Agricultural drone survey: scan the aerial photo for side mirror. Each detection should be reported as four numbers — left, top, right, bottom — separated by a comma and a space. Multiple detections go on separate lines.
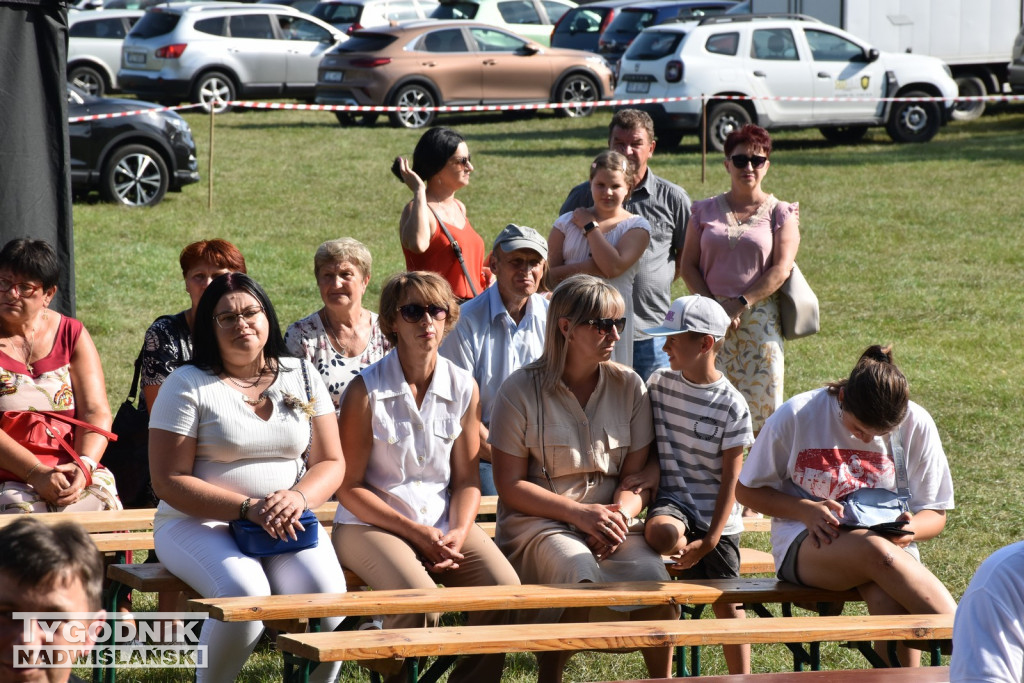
866, 48, 879, 63
519, 42, 541, 55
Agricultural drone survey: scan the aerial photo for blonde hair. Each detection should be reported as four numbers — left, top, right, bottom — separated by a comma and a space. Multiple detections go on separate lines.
378, 271, 460, 345
528, 274, 624, 389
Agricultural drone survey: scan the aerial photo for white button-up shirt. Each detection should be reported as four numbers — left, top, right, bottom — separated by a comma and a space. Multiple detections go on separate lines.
440, 284, 548, 426
333, 351, 474, 532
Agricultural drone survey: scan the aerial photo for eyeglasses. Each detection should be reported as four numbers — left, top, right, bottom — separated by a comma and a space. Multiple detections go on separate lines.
0, 278, 42, 298
213, 306, 264, 329
729, 154, 767, 169
584, 317, 627, 335
449, 155, 472, 167
398, 303, 448, 324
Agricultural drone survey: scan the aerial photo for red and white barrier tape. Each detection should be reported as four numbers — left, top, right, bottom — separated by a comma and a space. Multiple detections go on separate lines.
69, 93, 1024, 121
68, 102, 205, 123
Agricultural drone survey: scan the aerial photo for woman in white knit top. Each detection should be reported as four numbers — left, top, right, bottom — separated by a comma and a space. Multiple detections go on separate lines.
149, 273, 347, 683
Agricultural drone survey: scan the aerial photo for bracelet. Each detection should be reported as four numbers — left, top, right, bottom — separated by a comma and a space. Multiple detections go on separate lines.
290, 487, 309, 511
618, 508, 631, 524
24, 462, 45, 481
239, 497, 252, 520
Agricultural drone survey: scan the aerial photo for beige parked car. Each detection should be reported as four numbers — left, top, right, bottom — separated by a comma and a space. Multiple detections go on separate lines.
315, 19, 615, 128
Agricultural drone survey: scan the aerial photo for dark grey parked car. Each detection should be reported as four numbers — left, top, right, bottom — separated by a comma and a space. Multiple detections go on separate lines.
1010, 23, 1024, 94
69, 85, 199, 207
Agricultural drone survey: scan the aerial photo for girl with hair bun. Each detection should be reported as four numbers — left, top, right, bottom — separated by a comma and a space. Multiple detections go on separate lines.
737, 344, 956, 666
548, 151, 651, 367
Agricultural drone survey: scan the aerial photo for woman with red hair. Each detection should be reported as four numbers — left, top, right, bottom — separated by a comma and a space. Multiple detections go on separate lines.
680, 124, 800, 435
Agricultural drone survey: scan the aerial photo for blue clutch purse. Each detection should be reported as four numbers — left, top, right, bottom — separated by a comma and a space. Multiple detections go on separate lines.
229, 509, 319, 557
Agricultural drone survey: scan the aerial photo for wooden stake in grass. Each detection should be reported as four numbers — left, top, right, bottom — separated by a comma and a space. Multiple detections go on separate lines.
208, 106, 215, 211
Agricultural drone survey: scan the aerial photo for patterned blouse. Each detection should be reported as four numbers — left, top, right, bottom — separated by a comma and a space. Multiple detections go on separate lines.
140, 312, 192, 395
0, 315, 82, 414
285, 310, 391, 413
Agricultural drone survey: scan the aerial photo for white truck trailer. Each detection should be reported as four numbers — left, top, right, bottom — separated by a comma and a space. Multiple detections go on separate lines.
741, 0, 1024, 118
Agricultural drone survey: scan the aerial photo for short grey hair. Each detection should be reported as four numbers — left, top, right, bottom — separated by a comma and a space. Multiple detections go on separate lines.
313, 237, 372, 279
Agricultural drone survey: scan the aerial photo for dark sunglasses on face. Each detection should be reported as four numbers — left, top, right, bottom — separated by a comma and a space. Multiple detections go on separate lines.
729, 154, 768, 169
584, 317, 627, 335
450, 155, 472, 167
398, 303, 448, 324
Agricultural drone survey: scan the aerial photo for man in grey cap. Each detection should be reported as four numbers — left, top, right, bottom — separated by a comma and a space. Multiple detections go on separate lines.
441, 224, 549, 494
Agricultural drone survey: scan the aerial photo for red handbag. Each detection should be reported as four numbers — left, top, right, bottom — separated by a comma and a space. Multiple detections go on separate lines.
0, 410, 117, 486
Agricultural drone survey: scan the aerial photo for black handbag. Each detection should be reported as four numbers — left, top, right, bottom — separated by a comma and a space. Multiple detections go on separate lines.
101, 339, 158, 508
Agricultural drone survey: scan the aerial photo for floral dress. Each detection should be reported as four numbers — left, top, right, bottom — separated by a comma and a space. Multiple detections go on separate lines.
285, 310, 391, 413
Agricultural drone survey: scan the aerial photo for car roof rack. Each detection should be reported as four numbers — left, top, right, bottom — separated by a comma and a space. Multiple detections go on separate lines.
697, 12, 821, 25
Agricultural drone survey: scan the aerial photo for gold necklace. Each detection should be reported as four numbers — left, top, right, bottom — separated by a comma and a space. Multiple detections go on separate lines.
320, 308, 364, 358
1, 313, 45, 374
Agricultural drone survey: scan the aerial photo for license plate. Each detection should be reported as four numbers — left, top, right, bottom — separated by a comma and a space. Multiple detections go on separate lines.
625, 81, 650, 94
323, 71, 343, 83
125, 51, 146, 65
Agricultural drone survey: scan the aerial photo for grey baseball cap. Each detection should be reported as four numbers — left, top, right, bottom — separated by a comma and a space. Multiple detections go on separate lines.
643, 294, 730, 339
493, 223, 548, 259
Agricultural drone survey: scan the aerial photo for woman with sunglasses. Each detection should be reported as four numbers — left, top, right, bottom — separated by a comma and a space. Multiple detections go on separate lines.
0, 238, 120, 513
333, 271, 519, 683
548, 150, 651, 368
680, 124, 800, 435
490, 274, 677, 683
394, 127, 489, 301
149, 273, 348, 682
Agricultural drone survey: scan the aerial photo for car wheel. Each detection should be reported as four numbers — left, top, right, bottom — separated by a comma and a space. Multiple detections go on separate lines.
69, 65, 106, 97
388, 84, 436, 129
556, 74, 598, 118
885, 90, 941, 143
334, 111, 380, 127
100, 144, 169, 208
951, 75, 986, 121
818, 125, 869, 144
705, 102, 751, 153
193, 72, 236, 114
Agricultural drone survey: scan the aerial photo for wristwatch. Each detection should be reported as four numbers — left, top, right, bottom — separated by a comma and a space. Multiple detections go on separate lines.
583, 220, 599, 235
737, 294, 750, 309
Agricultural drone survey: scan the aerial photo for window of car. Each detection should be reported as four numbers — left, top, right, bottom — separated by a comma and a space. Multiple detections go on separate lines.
432, 1, 478, 19
606, 9, 658, 37
470, 26, 527, 51
194, 16, 227, 36
497, 0, 541, 25
384, 1, 423, 20
805, 28, 865, 62
752, 28, 798, 61
553, 7, 605, 35
278, 15, 333, 41
70, 17, 131, 39
705, 31, 737, 56
624, 29, 684, 60
128, 11, 179, 39
420, 27, 469, 51
312, 2, 362, 23
540, 0, 570, 23
230, 14, 275, 39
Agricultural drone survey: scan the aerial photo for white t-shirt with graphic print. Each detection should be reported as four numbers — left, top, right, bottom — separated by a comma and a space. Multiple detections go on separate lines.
739, 388, 954, 567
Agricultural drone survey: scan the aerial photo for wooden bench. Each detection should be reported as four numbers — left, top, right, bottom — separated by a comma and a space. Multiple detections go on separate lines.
190, 578, 860, 679
590, 666, 951, 683
275, 613, 952, 683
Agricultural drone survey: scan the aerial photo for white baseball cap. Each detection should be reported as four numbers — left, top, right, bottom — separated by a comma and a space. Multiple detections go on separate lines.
642, 295, 730, 339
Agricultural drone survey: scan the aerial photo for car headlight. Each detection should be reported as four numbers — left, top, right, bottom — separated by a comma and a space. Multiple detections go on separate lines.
586, 55, 612, 72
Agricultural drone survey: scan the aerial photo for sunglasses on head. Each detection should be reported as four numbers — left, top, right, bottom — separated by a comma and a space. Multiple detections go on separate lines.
584, 317, 627, 335
398, 303, 448, 324
729, 154, 767, 169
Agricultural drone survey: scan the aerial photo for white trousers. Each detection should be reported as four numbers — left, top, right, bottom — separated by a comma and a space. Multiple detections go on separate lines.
155, 517, 346, 682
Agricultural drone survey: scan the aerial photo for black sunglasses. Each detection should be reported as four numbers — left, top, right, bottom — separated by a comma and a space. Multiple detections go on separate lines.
584, 317, 627, 335
398, 303, 448, 324
729, 154, 767, 169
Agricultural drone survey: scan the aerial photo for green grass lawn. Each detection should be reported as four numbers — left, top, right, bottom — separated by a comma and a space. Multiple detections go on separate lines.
72, 105, 1024, 681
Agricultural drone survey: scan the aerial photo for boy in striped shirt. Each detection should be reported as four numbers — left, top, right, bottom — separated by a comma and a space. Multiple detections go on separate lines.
642, 294, 755, 675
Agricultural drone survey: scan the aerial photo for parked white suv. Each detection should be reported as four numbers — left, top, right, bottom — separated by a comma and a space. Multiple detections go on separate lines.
119, 2, 347, 113
614, 14, 958, 149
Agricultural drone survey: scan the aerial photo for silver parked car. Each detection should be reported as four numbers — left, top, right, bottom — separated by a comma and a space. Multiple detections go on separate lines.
118, 2, 347, 113
69, 9, 144, 96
